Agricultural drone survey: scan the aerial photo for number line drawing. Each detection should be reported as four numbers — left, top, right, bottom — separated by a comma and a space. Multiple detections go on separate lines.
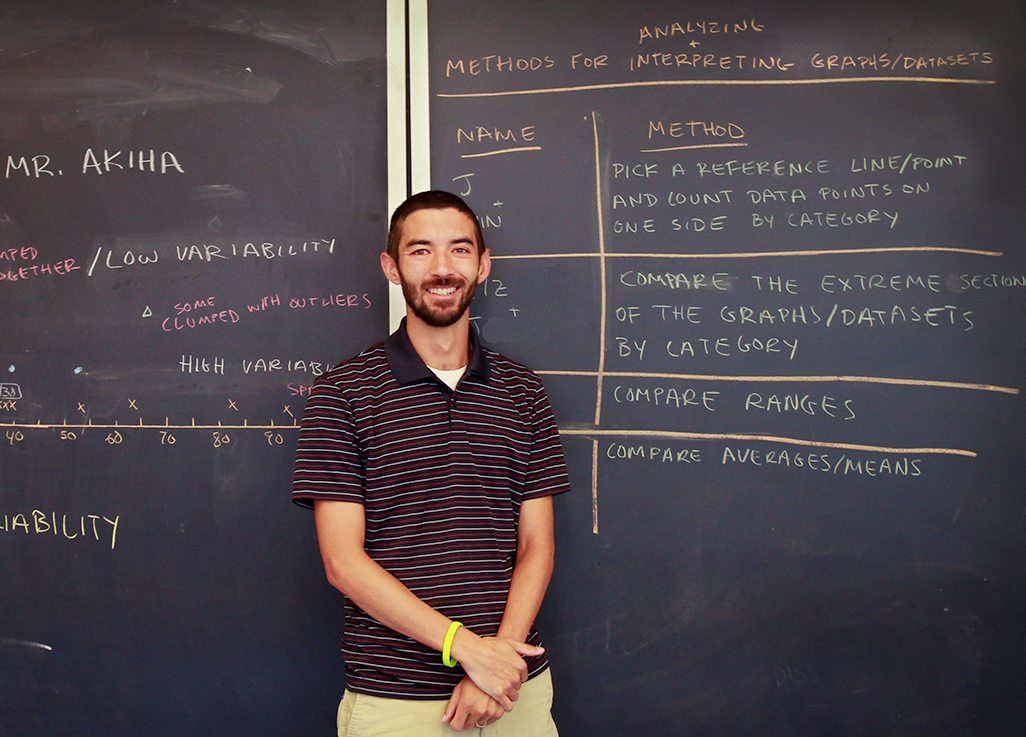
0, 420, 299, 431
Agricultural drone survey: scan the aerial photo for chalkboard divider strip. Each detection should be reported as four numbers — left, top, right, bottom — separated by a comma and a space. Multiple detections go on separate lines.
559, 428, 977, 458
492, 246, 1003, 259
537, 370, 1018, 395
436, 76, 997, 99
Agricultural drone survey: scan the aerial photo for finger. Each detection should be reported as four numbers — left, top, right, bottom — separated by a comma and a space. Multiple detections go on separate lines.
441, 697, 458, 724
496, 692, 514, 712
449, 706, 470, 732
511, 642, 545, 657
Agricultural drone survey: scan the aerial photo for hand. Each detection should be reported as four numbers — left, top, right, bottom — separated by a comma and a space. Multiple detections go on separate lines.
442, 677, 506, 731
450, 630, 544, 711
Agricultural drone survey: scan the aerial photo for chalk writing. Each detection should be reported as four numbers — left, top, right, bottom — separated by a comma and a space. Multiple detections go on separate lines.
606, 443, 702, 463
637, 20, 765, 44
613, 384, 719, 410
175, 239, 336, 261
82, 149, 184, 175
812, 52, 993, 72
180, 356, 226, 375
457, 125, 536, 143
446, 56, 556, 76
0, 511, 120, 549
161, 309, 240, 332
648, 120, 746, 140
630, 53, 796, 72
1, 259, 80, 282
721, 447, 922, 476
744, 393, 856, 420
242, 359, 334, 375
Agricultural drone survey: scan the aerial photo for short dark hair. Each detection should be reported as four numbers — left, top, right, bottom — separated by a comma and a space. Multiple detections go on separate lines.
386, 190, 485, 261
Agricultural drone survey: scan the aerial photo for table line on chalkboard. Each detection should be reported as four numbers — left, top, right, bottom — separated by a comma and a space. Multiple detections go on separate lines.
590, 111, 609, 530
491, 245, 1003, 259
592, 110, 609, 427
537, 370, 1018, 394
437, 76, 997, 99
590, 439, 600, 535
559, 428, 977, 458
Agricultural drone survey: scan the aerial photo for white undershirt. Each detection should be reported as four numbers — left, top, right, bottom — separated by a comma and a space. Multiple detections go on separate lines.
428, 365, 466, 391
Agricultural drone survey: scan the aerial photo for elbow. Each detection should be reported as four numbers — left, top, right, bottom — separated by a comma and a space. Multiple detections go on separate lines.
321, 552, 356, 596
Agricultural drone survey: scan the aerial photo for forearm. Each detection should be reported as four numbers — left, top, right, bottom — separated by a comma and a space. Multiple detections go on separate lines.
323, 544, 455, 652
313, 500, 539, 710
497, 496, 556, 643
497, 543, 554, 642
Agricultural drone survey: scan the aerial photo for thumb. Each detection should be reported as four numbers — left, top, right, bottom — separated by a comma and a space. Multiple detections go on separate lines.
511, 641, 545, 657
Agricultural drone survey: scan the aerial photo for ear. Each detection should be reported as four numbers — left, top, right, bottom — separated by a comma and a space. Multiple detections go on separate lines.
380, 252, 402, 286
476, 248, 492, 284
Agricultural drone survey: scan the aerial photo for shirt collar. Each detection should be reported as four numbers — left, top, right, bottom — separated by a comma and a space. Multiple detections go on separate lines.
384, 318, 491, 385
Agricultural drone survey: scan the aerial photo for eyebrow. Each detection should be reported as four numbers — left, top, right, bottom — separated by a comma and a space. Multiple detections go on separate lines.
403, 236, 475, 247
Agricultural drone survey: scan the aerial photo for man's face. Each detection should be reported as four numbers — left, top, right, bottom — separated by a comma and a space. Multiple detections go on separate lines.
382, 207, 490, 328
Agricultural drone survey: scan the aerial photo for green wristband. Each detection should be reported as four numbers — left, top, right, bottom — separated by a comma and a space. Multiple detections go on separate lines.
442, 621, 463, 667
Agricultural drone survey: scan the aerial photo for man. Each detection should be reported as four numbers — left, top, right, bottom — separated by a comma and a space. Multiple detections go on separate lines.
293, 190, 570, 735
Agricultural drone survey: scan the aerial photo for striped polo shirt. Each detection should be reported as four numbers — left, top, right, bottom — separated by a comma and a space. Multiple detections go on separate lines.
292, 320, 571, 699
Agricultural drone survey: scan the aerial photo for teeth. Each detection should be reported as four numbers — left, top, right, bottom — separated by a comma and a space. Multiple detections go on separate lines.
429, 287, 457, 295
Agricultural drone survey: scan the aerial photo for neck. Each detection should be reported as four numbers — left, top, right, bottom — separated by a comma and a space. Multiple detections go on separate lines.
404, 312, 471, 370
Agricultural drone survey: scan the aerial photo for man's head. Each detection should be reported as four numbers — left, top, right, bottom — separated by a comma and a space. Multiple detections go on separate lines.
386, 190, 486, 263
381, 190, 490, 329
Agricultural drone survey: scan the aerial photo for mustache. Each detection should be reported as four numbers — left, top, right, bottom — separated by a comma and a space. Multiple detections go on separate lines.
422, 276, 467, 289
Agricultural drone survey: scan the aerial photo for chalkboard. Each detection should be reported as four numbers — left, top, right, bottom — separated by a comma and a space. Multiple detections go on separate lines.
426, 1, 1026, 734
0, 1, 387, 735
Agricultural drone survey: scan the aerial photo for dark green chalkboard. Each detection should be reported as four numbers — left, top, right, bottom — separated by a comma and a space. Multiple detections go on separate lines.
0, 2, 387, 734
428, 1, 1026, 734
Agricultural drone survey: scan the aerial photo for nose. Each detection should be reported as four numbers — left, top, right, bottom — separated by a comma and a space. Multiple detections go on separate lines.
429, 249, 455, 276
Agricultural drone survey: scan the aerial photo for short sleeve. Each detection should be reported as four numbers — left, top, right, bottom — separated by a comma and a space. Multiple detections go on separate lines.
291, 376, 366, 509
522, 380, 572, 501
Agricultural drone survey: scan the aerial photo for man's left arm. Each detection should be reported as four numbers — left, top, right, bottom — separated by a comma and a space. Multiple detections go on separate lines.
443, 495, 556, 730
498, 495, 556, 641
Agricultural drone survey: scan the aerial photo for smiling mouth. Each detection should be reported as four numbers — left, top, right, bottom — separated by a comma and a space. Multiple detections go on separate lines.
427, 285, 458, 296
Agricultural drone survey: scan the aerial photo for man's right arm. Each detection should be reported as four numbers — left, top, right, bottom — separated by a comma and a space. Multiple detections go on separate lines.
313, 499, 542, 710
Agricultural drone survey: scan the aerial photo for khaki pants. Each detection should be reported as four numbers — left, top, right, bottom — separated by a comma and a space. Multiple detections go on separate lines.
337, 669, 559, 737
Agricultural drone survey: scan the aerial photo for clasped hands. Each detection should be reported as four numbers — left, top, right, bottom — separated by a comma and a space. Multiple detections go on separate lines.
441, 630, 543, 732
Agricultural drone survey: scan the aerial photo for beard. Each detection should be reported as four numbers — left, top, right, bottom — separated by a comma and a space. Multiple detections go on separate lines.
399, 273, 478, 327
